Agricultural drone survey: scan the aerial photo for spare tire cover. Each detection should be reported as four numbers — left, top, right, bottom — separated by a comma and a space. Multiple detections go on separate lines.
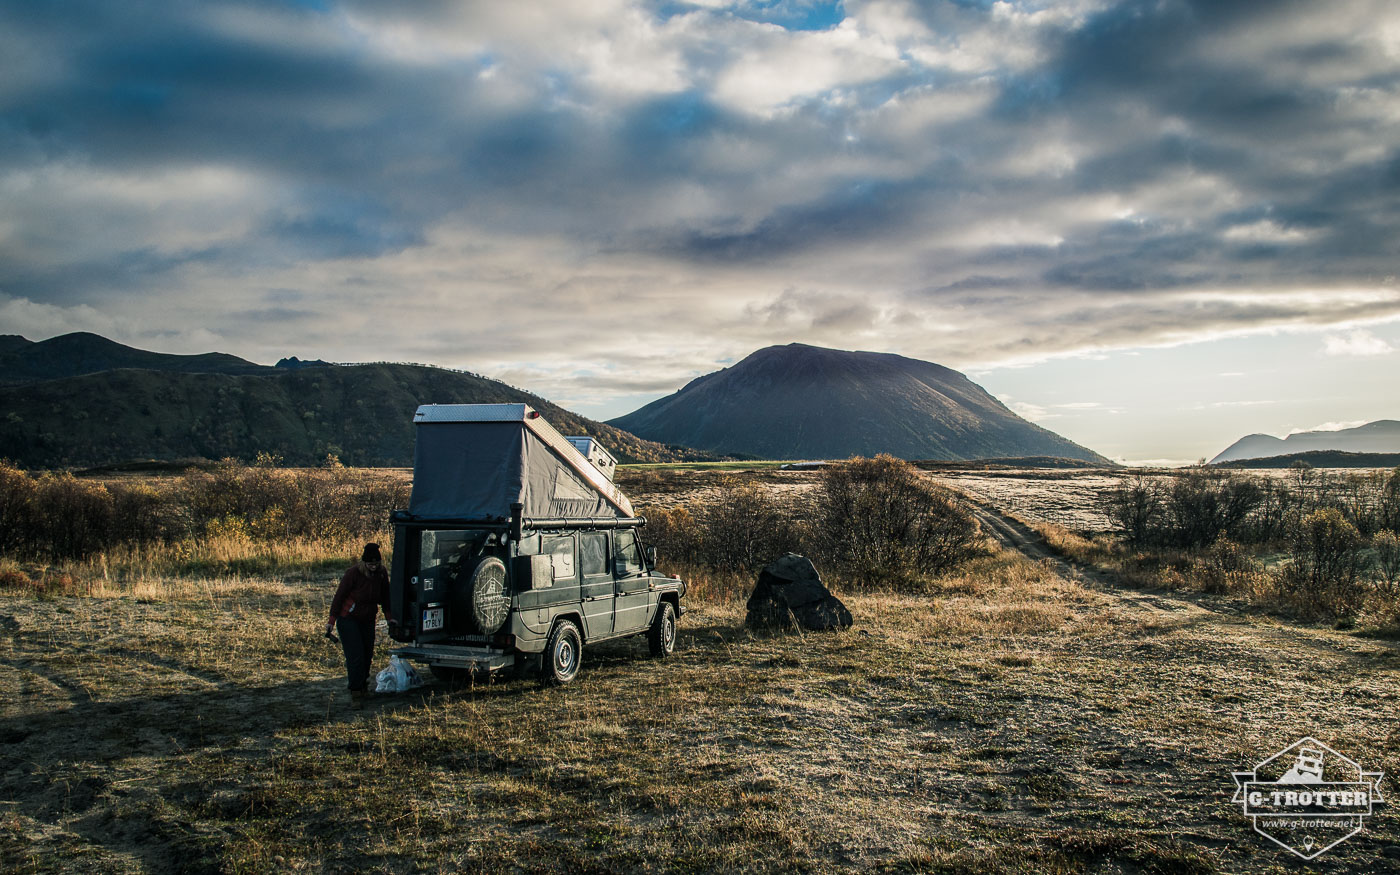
468, 556, 510, 634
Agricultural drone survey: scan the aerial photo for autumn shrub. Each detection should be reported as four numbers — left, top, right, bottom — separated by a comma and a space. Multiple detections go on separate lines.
0, 460, 408, 564
1280, 508, 1368, 618
179, 457, 408, 542
1372, 530, 1400, 598
811, 455, 979, 588
1188, 539, 1258, 594
641, 505, 703, 569
639, 482, 802, 575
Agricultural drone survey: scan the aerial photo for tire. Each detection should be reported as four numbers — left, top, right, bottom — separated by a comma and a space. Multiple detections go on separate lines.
543, 619, 583, 686
647, 600, 677, 658
465, 556, 509, 635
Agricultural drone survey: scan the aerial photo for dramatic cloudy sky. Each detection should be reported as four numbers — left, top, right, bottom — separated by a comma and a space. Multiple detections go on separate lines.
2, 0, 1399, 462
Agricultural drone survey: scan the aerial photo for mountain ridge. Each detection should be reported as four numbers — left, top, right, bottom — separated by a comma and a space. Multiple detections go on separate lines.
609, 343, 1111, 464
1210, 420, 1400, 464
0, 333, 712, 467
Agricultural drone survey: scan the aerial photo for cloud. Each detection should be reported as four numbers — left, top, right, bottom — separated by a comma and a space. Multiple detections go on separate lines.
2, 0, 1400, 420
1289, 420, 1369, 435
1322, 328, 1395, 356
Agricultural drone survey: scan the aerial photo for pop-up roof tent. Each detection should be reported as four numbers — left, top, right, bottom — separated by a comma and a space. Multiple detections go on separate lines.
406, 403, 635, 523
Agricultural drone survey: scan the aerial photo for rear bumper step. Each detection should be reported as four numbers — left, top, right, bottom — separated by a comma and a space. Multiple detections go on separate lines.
393, 644, 515, 671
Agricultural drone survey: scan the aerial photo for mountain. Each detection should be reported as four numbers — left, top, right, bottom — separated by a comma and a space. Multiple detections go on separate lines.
1214, 451, 1400, 469
0, 331, 269, 384
0, 333, 712, 468
608, 343, 1110, 463
1210, 420, 1400, 464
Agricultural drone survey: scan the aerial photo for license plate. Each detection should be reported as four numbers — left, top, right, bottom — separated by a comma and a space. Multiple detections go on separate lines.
422, 607, 444, 631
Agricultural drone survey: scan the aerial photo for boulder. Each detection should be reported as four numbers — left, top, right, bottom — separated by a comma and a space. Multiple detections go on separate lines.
745, 553, 852, 631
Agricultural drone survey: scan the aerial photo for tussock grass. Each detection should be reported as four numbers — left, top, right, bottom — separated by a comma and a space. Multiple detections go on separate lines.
2, 545, 1397, 873
4, 468, 1399, 872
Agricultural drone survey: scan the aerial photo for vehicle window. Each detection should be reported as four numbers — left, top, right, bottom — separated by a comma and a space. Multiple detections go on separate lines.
579, 532, 608, 576
545, 536, 575, 581
419, 530, 483, 570
615, 530, 641, 574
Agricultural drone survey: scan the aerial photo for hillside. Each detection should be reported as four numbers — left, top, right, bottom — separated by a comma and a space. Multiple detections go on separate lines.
609, 343, 1110, 463
1210, 420, 1400, 463
0, 332, 270, 384
0, 334, 710, 468
1213, 450, 1400, 469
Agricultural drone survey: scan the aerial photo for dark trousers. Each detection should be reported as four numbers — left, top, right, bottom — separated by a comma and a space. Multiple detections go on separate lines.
337, 616, 376, 692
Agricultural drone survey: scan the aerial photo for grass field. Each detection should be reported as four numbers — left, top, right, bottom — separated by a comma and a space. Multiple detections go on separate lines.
2, 468, 1397, 873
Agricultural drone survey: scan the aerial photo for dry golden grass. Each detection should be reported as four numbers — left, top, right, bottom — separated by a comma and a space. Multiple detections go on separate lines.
4, 468, 1400, 872
3, 539, 1398, 873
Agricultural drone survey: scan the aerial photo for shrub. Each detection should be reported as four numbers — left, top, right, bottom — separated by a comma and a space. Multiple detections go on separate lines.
1164, 469, 1263, 548
693, 478, 803, 573
1188, 539, 1257, 594
1282, 508, 1367, 617
0, 461, 408, 564
812, 455, 979, 587
1102, 472, 1161, 548
640, 481, 802, 574
1379, 469, 1400, 533
1373, 530, 1400, 598
0, 462, 38, 555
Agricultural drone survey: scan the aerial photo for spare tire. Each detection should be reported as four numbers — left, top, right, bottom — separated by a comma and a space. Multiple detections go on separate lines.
465, 556, 510, 635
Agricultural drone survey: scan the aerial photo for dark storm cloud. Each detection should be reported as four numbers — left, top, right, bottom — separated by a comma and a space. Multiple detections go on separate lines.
1, 0, 1398, 402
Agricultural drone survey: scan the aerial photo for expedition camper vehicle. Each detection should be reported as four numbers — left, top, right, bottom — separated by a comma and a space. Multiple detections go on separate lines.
386, 403, 685, 684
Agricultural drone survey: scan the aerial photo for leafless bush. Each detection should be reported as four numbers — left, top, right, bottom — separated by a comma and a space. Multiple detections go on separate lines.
812, 455, 979, 587
1165, 469, 1263, 548
1102, 472, 1161, 548
640, 480, 802, 574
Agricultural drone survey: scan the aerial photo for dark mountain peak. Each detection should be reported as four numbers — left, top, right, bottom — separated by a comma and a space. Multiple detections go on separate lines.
610, 343, 1108, 463
0, 331, 268, 385
0, 335, 35, 355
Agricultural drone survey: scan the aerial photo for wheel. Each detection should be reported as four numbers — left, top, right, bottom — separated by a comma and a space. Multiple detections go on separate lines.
465, 556, 509, 634
648, 601, 677, 658
543, 619, 583, 685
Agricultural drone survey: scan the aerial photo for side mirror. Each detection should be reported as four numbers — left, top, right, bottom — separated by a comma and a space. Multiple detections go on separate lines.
646, 545, 657, 567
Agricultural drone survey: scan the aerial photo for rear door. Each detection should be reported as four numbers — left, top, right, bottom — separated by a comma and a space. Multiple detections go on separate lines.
578, 531, 615, 639
612, 529, 651, 634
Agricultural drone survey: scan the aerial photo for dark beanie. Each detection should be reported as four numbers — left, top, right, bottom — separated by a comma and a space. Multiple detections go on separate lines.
362, 543, 381, 563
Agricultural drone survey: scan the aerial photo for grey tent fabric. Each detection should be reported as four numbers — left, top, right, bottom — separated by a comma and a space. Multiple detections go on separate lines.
408, 421, 621, 521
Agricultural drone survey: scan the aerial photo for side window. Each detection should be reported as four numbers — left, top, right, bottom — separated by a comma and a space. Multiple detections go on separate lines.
544, 536, 575, 582
579, 532, 608, 577
615, 530, 641, 574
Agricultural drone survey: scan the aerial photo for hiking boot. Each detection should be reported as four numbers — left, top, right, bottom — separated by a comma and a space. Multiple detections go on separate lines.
350, 689, 367, 709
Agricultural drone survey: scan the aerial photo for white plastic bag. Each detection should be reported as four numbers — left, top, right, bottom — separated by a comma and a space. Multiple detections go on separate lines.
375, 654, 424, 693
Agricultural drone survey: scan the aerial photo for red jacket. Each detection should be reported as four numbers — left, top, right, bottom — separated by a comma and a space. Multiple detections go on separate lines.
330, 561, 392, 623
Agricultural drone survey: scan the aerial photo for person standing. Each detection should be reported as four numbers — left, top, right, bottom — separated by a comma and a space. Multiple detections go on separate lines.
327, 543, 394, 707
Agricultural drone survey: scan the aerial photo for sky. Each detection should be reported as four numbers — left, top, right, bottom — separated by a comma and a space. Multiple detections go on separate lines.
1, 0, 1398, 464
